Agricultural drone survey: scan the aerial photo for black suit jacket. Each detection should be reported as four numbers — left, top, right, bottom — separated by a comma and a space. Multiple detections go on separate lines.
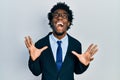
29, 32, 89, 80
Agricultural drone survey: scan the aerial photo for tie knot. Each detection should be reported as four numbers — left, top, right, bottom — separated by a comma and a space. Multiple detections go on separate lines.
57, 41, 62, 46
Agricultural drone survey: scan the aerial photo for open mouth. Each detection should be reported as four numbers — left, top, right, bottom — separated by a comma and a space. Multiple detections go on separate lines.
56, 21, 64, 27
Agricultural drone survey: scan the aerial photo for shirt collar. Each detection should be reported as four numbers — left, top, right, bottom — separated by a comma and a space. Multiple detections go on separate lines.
51, 33, 68, 43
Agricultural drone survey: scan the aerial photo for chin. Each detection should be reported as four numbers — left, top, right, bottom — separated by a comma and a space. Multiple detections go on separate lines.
55, 31, 65, 36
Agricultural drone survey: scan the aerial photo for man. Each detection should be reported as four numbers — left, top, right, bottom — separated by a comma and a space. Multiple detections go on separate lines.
24, 2, 98, 80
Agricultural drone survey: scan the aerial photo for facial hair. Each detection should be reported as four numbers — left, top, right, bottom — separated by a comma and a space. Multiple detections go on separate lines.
51, 22, 66, 36
54, 30, 65, 36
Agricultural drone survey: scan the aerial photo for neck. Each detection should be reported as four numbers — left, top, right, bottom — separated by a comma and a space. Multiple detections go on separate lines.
53, 32, 67, 40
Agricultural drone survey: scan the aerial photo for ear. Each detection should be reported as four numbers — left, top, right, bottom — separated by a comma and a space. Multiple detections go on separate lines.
67, 21, 70, 26
67, 22, 70, 30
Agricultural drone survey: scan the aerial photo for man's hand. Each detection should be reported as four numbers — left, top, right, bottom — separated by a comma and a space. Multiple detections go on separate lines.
24, 36, 48, 61
72, 44, 98, 66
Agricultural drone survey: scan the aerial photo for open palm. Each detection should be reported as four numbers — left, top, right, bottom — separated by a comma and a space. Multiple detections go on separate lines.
24, 36, 48, 61
72, 44, 98, 66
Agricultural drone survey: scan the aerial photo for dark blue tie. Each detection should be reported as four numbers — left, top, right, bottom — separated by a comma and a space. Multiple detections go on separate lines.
56, 41, 62, 71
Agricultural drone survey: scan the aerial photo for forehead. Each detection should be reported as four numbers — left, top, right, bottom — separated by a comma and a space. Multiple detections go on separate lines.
54, 9, 67, 13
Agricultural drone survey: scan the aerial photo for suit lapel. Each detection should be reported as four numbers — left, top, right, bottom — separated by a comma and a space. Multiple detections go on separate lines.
45, 33, 58, 72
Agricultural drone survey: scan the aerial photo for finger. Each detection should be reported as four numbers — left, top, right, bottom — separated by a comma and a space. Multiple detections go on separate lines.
28, 36, 33, 45
91, 45, 97, 52
26, 36, 31, 47
40, 46, 48, 53
25, 36, 33, 48
86, 44, 94, 52
24, 37, 30, 48
72, 51, 80, 58
90, 45, 98, 56
91, 48, 98, 56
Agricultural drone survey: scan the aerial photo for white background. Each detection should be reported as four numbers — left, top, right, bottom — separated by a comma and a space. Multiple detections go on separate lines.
0, 0, 120, 80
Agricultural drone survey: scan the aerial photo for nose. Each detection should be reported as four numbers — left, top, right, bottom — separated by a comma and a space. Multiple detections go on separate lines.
57, 14, 63, 20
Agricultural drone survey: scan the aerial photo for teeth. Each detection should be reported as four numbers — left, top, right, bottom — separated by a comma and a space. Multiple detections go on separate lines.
56, 22, 63, 26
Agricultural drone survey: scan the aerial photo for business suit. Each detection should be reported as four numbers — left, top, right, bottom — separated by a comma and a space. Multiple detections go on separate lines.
29, 32, 89, 80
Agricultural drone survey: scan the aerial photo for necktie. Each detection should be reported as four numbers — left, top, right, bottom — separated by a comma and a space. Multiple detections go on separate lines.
56, 41, 62, 71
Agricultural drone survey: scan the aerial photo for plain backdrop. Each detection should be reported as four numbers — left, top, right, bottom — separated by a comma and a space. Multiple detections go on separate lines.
0, 0, 120, 80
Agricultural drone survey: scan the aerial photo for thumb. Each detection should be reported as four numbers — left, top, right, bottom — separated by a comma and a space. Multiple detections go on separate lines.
72, 51, 80, 58
40, 46, 48, 53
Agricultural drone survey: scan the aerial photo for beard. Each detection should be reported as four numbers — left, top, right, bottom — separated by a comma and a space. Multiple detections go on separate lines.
54, 30, 65, 36
51, 22, 68, 36
51, 24, 65, 36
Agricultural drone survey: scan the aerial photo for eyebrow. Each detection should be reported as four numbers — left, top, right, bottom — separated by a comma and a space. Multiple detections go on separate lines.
53, 12, 68, 14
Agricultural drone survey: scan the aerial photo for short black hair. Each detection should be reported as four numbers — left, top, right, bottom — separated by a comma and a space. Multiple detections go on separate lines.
48, 2, 73, 30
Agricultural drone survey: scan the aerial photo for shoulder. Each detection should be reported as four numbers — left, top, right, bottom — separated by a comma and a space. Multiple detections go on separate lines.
67, 34, 81, 46
35, 32, 52, 48
67, 34, 82, 53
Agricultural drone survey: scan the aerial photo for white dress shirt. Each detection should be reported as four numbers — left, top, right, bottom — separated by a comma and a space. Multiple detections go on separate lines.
49, 33, 68, 62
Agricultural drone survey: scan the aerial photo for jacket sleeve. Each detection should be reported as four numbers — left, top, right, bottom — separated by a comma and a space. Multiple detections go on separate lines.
28, 56, 42, 76
74, 41, 89, 74
74, 58, 89, 74
28, 41, 43, 76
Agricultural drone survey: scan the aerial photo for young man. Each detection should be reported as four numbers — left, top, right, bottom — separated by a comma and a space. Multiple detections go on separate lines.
25, 2, 98, 80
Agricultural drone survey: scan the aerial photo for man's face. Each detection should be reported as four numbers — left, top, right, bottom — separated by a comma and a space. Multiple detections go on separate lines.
51, 9, 70, 36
